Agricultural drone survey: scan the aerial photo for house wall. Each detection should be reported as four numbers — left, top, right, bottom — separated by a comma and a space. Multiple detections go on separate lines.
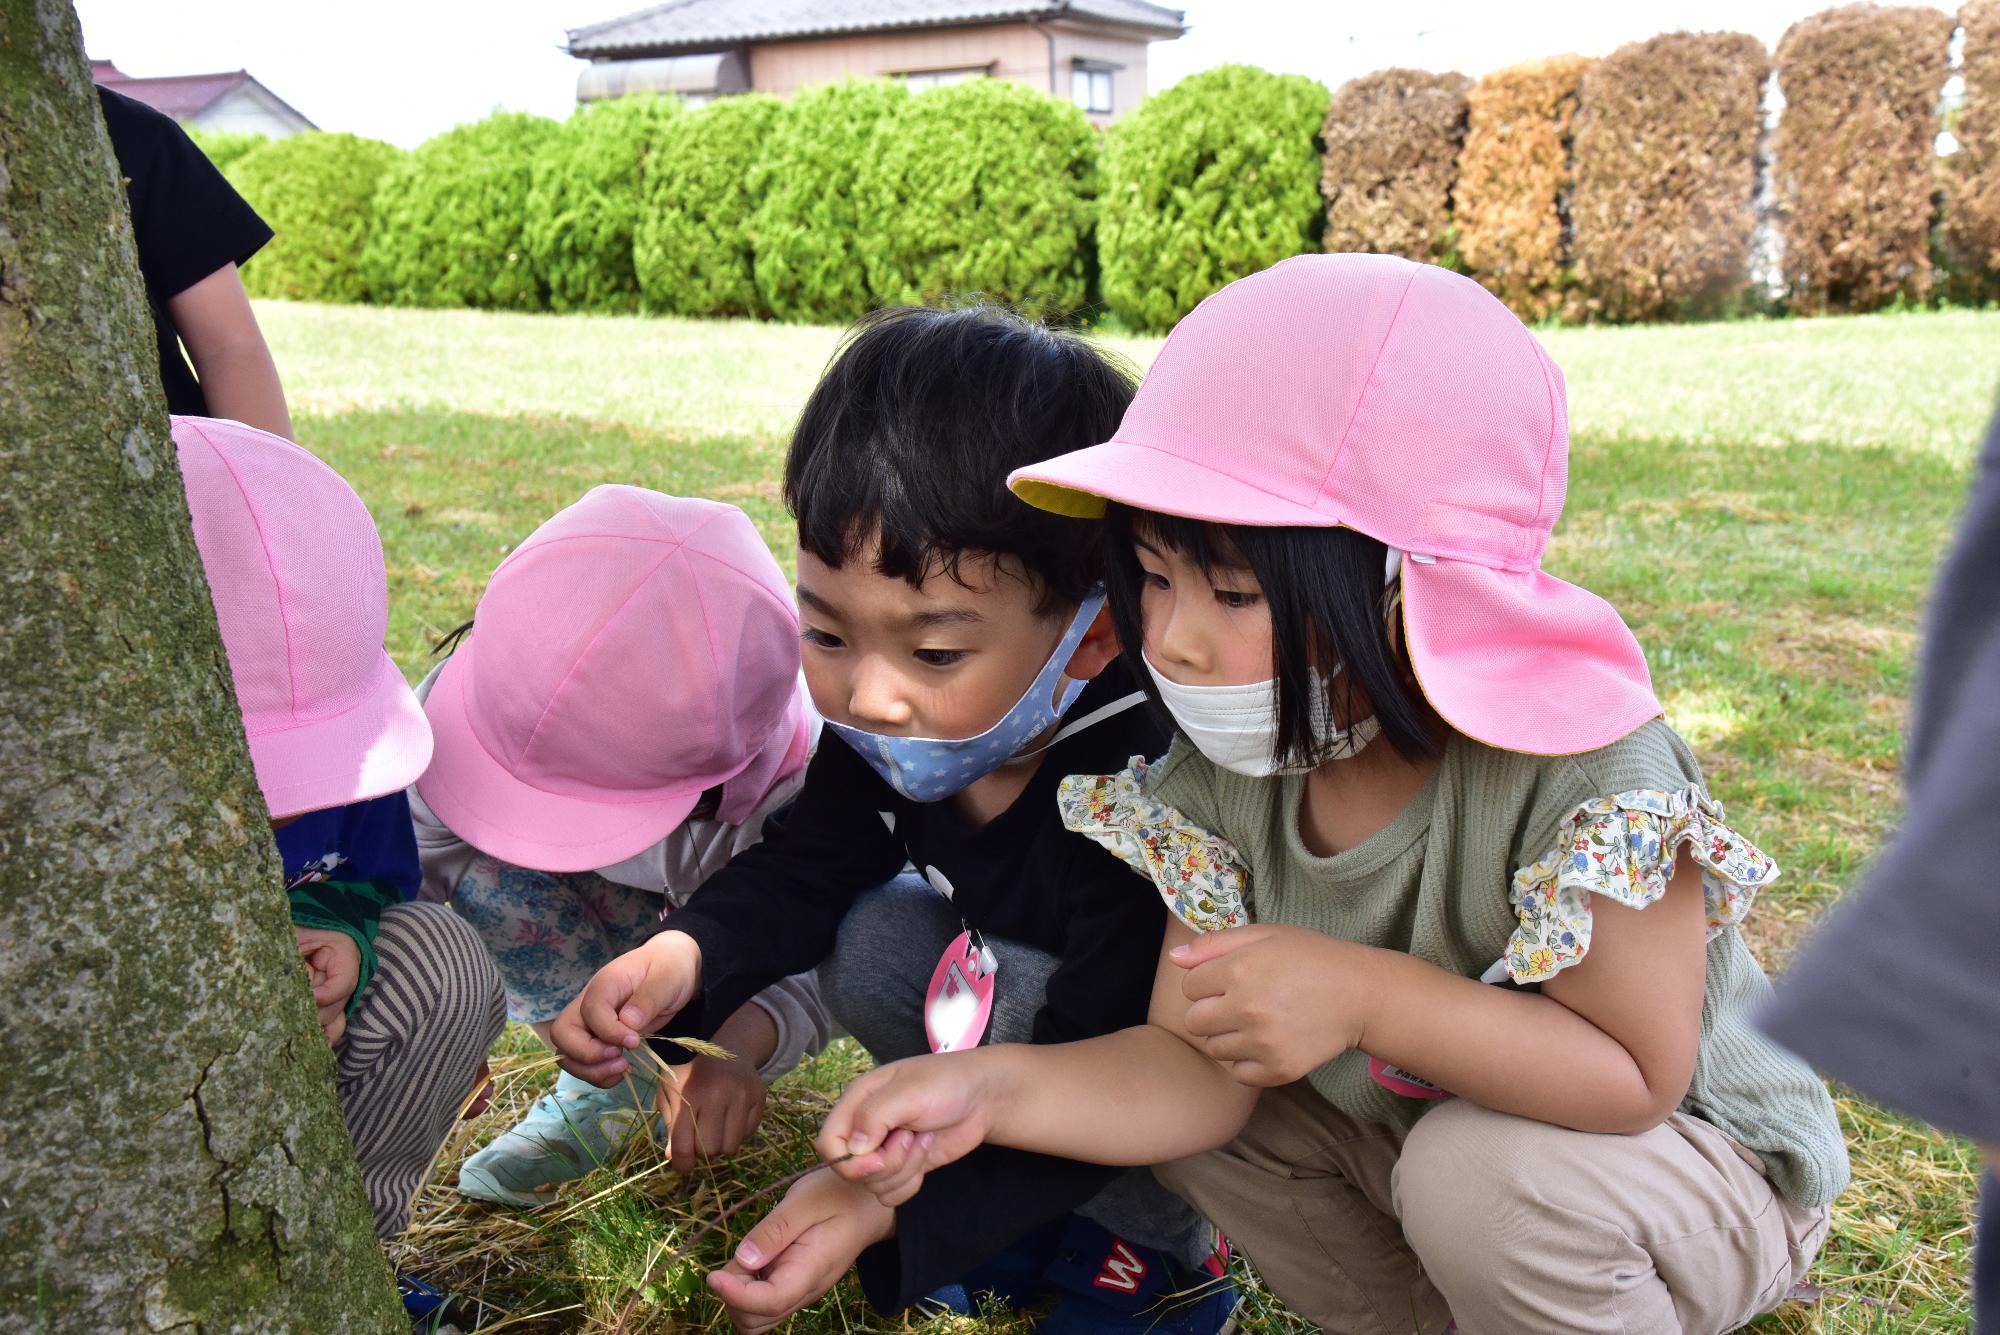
748, 22, 1054, 97
1046, 24, 1152, 126
187, 85, 311, 138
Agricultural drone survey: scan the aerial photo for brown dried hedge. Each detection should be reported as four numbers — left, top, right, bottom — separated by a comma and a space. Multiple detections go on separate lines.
1456, 55, 1592, 320
1321, 68, 1472, 264
1773, 3, 1954, 311
1943, 0, 2000, 294
1570, 32, 1769, 321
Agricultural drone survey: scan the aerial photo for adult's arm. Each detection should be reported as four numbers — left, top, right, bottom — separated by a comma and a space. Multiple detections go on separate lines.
1759, 400, 2000, 1145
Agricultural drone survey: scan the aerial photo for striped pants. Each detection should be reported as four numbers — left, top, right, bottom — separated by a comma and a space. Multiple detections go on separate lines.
336, 902, 505, 1235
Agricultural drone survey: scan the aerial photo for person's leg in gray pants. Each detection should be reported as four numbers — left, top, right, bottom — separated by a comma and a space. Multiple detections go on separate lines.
817, 874, 1213, 1268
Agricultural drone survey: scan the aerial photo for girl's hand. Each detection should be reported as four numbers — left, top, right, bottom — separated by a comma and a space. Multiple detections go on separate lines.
1171, 925, 1372, 1086
707, 1167, 895, 1334
816, 1052, 997, 1205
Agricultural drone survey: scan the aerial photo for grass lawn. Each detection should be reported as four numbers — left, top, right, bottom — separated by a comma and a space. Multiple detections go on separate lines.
257, 300, 2000, 1333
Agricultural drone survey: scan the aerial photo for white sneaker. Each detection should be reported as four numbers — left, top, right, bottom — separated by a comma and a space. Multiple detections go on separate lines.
457, 1069, 660, 1206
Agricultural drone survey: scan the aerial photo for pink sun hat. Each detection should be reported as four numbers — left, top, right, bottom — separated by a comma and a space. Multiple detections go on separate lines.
173, 415, 434, 819
1008, 252, 1662, 757
416, 486, 809, 873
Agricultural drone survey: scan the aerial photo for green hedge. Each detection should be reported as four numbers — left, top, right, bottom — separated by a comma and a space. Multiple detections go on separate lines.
361, 111, 560, 310
188, 128, 266, 174
854, 79, 1099, 317
525, 97, 681, 314
225, 132, 404, 304
634, 94, 783, 318
751, 79, 909, 324
1099, 65, 1329, 331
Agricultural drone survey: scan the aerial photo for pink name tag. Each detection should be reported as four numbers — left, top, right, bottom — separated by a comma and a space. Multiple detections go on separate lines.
925, 930, 997, 1054
1368, 1055, 1452, 1100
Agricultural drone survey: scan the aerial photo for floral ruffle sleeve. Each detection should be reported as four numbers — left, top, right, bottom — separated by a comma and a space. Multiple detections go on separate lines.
1506, 787, 1779, 984
1057, 757, 1250, 934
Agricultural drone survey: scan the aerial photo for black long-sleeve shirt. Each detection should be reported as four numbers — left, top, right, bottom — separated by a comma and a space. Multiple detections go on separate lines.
660, 667, 1169, 1309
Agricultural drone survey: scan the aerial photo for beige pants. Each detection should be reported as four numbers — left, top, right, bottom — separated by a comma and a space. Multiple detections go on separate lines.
1153, 1084, 1829, 1335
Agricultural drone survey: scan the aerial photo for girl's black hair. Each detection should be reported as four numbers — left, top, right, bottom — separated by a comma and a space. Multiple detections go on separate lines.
1104, 507, 1439, 767
785, 304, 1137, 614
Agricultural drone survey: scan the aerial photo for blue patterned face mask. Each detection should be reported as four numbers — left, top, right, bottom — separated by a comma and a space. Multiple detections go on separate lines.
826, 588, 1113, 802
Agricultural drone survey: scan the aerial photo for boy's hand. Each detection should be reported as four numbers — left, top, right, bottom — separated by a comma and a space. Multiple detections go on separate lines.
706, 1166, 894, 1335
294, 928, 360, 1046
1171, 925, 1367, 1086
662, 1055, 767, 1169
551, 931, 703, 1086
816, 1052, 996, 1205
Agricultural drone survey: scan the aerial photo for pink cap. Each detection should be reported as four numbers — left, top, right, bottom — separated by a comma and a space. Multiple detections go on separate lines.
1009, 253, 1661, 756
416, 486, 809, 873
173, 415, 433, 819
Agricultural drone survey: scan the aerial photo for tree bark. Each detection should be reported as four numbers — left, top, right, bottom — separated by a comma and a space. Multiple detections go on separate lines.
0, 4, 405, 1330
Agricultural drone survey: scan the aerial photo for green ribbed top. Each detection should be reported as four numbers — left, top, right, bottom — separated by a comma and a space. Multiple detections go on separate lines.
1148, 719, 1850, 1209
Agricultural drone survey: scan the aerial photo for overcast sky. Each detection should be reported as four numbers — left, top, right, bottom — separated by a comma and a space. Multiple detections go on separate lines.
74, 0, 1959, 149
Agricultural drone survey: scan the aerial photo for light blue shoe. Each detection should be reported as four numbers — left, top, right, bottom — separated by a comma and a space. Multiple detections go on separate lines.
457, 1069, 662, 1207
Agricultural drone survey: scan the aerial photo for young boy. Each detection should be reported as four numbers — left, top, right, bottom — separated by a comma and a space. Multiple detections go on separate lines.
174, 415, 504, 1249
552, 307, 1235, 1333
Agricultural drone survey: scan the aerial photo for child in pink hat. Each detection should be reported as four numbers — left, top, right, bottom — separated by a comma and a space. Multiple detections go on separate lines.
816, 255, 1851, 1334
407, 486, 830, 1206
172, 415, 504, 1240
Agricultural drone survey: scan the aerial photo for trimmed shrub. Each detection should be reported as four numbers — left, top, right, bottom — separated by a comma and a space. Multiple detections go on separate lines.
634, 93, 783, 318
853, 79, 1098, 317
524, 96, 680, 314
188, 128, 266, 173
224, 132, 404, 304
1773, 4, 1954, 312
1321, 69, 1471, 265
1455, 56, 1591, 322
752, 79, 909, 324
1098, 65, 1328, 331
361, 111, 560, 310
1942, 0, 2000, 297
1570, 32, 1769, 321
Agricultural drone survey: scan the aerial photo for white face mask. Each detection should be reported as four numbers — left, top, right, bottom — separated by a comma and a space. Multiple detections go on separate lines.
1143, 654, 1379, 777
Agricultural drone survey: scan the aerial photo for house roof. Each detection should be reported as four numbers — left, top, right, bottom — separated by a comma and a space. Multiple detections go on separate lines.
569, 0, 1186, 59
91, 60, 317, 129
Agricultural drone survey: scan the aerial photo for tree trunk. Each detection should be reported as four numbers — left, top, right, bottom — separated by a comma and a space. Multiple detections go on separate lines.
0, 4, 406, 1330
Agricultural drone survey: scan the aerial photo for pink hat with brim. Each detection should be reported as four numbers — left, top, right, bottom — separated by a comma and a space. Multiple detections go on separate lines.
173, 415, 433, 819
415, 487, 808, 874
1008, 252, 1661, 757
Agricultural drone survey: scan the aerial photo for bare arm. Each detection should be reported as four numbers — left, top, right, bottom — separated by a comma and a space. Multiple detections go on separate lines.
1361, 854, 1705, 1132
168, 263, 292, 439
821, 918, 1259, 1175
1175, 854, 1709, 1135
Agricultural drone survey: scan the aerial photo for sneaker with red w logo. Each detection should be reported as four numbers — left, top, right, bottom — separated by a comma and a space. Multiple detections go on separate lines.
1039, 1216, 1241, 1335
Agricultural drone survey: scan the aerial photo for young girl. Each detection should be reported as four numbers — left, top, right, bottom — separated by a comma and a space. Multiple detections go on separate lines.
816, 254, 1850, 1334
409, 486, 831, 1205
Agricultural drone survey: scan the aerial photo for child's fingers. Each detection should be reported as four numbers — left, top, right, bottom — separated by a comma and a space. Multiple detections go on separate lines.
817, 1070, 902, 1161
577, 976, 644, 1049
556, 1052, 630, 1087
864, 1132, 935, 1207
548, 1006, 627, 1068
851, 1127, 916, 1185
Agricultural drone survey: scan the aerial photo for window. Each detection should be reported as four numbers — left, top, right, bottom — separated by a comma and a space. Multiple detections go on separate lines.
899, 65, 991, 92
1072, 64, 1113, 115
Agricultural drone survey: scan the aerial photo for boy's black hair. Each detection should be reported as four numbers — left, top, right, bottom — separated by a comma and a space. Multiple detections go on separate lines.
785, 304, 1137, 614
1104, 507, 1440, 767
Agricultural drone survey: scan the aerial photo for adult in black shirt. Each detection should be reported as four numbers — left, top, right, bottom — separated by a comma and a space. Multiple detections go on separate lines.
95, 86, 291, 436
